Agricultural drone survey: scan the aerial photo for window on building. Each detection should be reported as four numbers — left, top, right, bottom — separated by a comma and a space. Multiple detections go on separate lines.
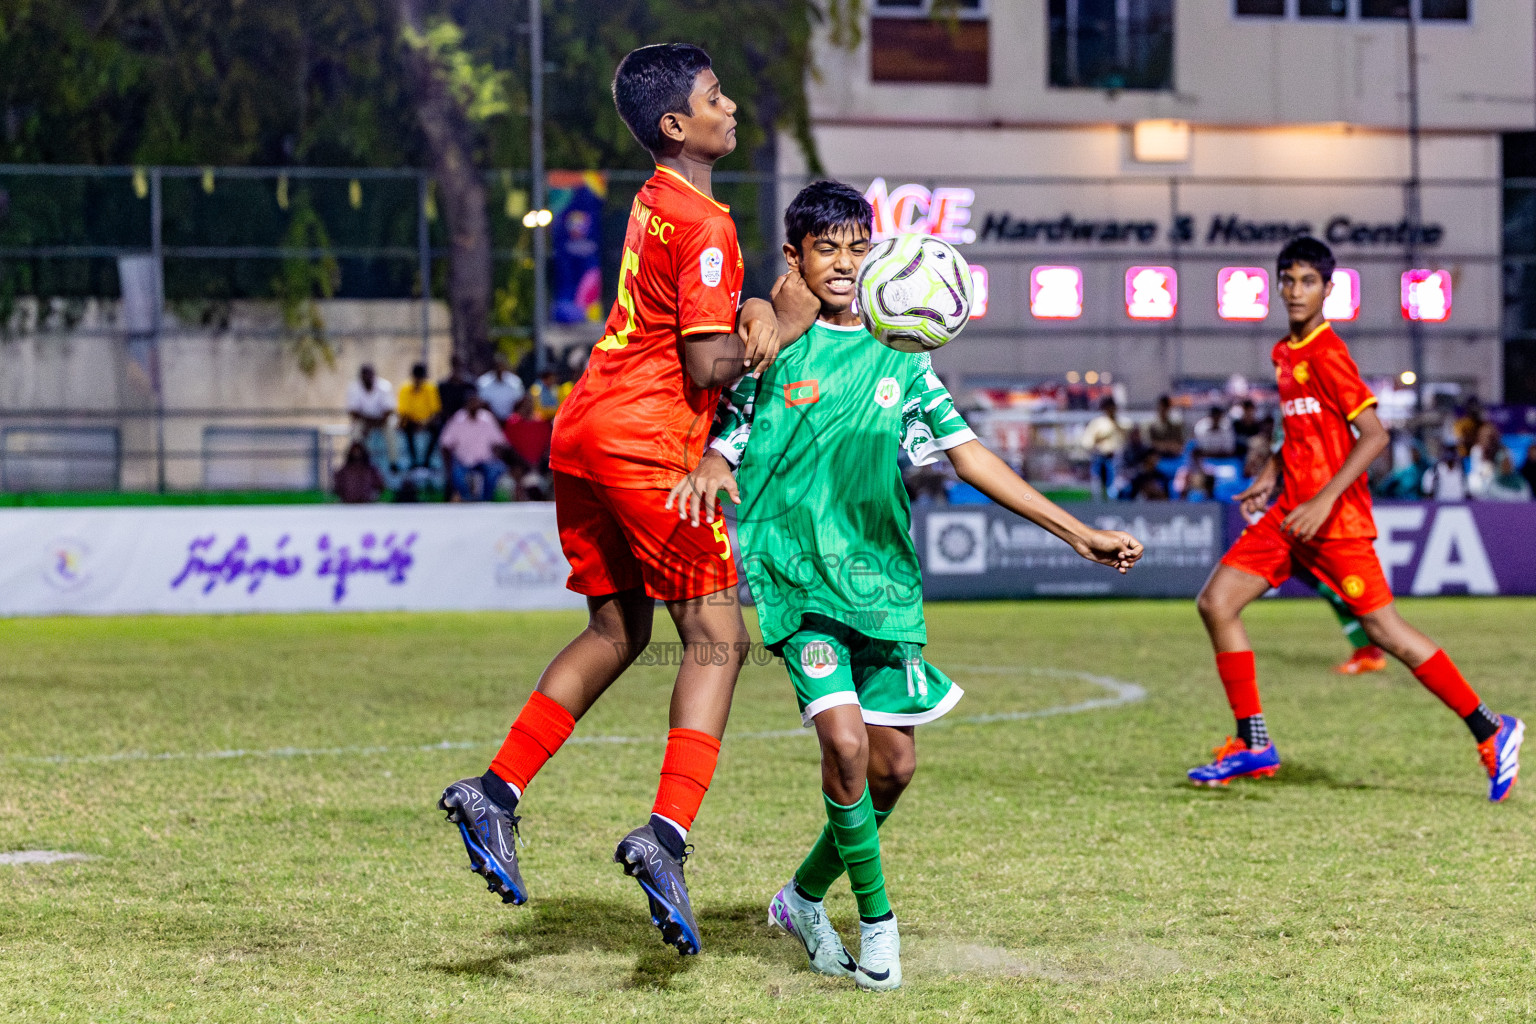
1298, 0, 1347, 17
1049, 0, 1174, 91
871, 0, 989, 84
1236, 0, 1467, 19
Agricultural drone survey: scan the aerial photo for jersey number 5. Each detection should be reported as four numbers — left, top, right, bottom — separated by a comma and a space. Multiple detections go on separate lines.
595, 245, 642, 353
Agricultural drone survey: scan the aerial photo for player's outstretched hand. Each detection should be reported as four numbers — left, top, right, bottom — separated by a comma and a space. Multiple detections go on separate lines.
1074, 529, 1144, 574
1234, 465, 1278, 518
1279, 496, 1331, 543
665, 449, 739, 526
770, 271, 821, 349
738, 298, 782, 372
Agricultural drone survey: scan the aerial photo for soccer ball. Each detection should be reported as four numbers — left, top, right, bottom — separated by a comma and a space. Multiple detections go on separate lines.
855, 234, 973, 353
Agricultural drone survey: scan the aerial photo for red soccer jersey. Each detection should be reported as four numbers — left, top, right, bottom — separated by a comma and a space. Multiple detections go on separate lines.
551, 165, 745, 489
1272, 322, 1379, 539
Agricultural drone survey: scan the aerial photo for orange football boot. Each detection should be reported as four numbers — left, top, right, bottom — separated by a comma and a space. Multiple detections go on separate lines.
1334, 645, 1387, 675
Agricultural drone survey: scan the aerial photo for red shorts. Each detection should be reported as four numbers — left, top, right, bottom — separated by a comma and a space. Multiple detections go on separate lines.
1222, 507, 1393, 616
554, 471, 737, 602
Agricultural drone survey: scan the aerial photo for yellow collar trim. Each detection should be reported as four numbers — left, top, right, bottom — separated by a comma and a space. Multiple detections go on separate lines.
654, 165, 730, 212
1287, 321, 1331, 350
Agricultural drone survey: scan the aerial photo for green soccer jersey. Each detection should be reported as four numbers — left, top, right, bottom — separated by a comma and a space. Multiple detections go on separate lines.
710, 320, 975, 647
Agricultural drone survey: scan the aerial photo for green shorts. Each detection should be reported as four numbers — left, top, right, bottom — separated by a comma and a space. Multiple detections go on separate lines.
779, 615, 963, 728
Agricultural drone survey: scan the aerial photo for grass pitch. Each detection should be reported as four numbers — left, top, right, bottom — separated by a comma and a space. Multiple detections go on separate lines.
2, 599, 1535, 1023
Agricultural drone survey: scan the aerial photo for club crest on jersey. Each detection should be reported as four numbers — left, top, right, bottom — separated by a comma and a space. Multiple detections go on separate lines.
699, 247, 724, 287
874, 377, 901, 408
1342, 574, 1366, 599
1293, 361, 1311, 385
800, 641, 839, 679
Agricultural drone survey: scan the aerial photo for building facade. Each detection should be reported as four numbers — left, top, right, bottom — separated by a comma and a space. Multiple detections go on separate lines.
780, 0, 1536, 404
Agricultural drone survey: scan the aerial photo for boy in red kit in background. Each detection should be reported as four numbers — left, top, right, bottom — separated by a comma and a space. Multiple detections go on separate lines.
437, 42, 818, 955
1189, 236, 1524, 802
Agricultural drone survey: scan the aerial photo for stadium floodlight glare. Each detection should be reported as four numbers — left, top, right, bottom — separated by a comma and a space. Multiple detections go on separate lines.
1217, 267, 1270, 321
1126, 266, 1177, 319
1324, 269, 1361, 321
1132, 119, 1191, 163
968, 265, 990, 319
1066, 371, 1081, 383
1401, 269, 1451, 322
1030, 266, 1083, 319
1400, 370, 1418, 386
522, 209, 553, 229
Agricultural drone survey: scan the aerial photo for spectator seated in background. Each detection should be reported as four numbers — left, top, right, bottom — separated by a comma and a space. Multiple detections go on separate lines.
345, 363, 397, 483
1193, 403, 1237, 457
1231, 398, 1263, 459
1453, 395, 1485, 458
1421, 444, 1467, 501
1175, 454, 1216, 501
1080, 395, 1126, 499
476, 353, 525, 422
501, 395, 553, 500
439, 393, 507, 501
1127, 449, 1170, 501
333, 441, 385, 504
530, 368, 572, 422
1468, 424, 1532, 500
434, 355, 476, 501
1149, 394, 1185, 457
396, 362, 441, 471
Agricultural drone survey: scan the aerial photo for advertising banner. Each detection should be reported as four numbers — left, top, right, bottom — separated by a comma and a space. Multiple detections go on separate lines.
1226, 501, 1536, 598
548, 171, 606, 324
0, 504, 586, 617
915, 502, 1224, 599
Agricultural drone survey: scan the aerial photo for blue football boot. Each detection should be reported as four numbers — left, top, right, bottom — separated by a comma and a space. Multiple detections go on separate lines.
438, 776, 528, 905
1187, 736, 1281, 786
1479, 715, 1525, 803
614, 823, 702, 955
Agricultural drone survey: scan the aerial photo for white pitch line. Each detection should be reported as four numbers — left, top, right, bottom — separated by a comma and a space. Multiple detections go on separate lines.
0, 850, 96, 865
5, 667, 1145, 767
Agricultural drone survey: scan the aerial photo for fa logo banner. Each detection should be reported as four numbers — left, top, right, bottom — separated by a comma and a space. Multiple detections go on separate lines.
1375, 506, 1498, 596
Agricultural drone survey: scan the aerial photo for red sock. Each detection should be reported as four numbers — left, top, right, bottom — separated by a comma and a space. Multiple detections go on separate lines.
1412, 649, 1481, 718
488, 691, 576, 794
652, 728, 721, 831
1215, 650, 1262, 720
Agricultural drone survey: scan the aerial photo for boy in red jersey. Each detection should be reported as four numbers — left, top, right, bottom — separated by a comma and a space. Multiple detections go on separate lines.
437, 43, 819, 955
1189, 237, 1524, 801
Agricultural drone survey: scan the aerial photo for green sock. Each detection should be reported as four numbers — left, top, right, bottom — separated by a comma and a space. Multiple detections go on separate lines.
1316, 580, 1370, 649
820, 786, 890, 920
793, 806, 893, 900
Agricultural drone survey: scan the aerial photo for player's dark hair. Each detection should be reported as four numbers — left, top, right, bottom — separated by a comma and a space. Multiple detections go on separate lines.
612, 44, 713, 156
784, 180, 873, 252
1277, 236, 1336, 281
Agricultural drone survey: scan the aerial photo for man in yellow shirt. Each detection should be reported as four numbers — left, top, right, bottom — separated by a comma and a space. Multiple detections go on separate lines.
397, 362, 442, 470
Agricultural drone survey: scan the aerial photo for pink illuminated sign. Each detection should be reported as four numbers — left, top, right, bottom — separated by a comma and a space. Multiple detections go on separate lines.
1126, 266, 1177, 320
1401, 269, 1451, 322
864, 177, 977, 244
968, 266, 989, 319
1030, 266, 1083, 319
1323, 269, 1361, 321
1217, 267, 1269, 321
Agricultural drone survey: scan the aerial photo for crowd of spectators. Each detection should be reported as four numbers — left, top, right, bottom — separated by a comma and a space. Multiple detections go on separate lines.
337, 349, 569, 503
1069, 392, 1536, 505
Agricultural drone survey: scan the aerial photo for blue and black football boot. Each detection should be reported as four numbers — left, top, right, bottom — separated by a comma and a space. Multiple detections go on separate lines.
438, 775, 528, 905
614, 823, 702, 955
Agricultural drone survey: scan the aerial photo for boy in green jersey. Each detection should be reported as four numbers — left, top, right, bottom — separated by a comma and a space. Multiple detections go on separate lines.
667, 181, 1145, 990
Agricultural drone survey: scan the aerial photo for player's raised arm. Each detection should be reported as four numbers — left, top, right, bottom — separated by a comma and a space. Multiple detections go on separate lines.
944, 439, 1144, 573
